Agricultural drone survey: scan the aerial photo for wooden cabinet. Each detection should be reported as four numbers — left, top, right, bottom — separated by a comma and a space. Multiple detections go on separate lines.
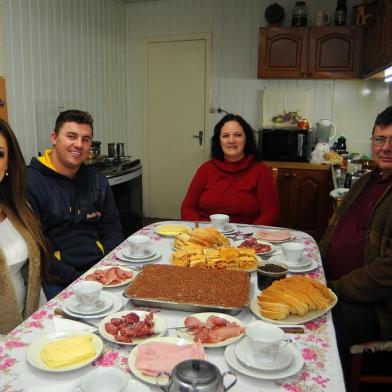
258, 26, 362, 79
362, 0, 392, 77
0, 78, 7, 122
265, 162, 333, 242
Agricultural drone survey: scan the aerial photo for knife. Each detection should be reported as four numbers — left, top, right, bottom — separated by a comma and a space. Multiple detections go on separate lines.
280, 327, 305, 334
54, 308, 98, 329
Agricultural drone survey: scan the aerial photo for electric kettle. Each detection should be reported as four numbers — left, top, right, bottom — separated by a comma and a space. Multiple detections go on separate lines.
316, 119, 336, 142
157, 359, 237, 392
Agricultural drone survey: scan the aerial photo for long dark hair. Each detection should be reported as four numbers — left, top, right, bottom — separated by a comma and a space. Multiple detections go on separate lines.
0, 119, 49, 278
211, 114, 261, 161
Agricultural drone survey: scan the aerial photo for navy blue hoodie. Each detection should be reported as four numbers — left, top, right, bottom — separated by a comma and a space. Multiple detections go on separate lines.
27, 150, 124, 286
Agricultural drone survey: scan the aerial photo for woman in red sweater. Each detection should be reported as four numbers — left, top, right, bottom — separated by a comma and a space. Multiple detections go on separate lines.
181, 114, 279, 225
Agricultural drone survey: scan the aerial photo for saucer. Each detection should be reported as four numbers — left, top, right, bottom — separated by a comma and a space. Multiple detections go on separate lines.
122, 247, 156, 260
65, 291, 113, 315
282, 255, 311, 268
62, 292, 123, 320
225, 342, 304, 380
218, 224, 236, 234
235, 337, 293, 371
116, 248, 162, 263
267, 255, 317, 273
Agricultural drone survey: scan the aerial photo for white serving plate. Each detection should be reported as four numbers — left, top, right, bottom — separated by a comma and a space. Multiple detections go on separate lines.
26, 331, 103, 372
83, 265, 136, 288
99, 310, 167, 345
249, 291, 337, 325
176, 312, 245, 348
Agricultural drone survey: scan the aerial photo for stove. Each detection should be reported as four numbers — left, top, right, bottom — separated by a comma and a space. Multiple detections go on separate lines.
91, 158, 143, 236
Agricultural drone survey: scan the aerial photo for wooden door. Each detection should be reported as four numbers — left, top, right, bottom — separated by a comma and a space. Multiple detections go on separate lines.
144, 34, 211, 219
308, 26, 362, 79
258, 27, 308, 78
0, 78, 8, 122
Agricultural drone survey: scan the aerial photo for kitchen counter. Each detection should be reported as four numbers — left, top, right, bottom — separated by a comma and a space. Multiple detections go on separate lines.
264, 161, 332, 171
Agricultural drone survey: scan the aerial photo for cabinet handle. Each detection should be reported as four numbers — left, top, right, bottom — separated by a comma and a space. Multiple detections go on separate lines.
284, 173, 291, 178
292, 173, 297, 178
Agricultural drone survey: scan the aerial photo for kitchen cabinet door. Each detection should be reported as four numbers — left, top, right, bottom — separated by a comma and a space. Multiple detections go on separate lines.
308, 27, 362, 79
362, 0, 392, 77
277, 168, 332, 242
258, 27, 308, 78
258, 26, 362, 79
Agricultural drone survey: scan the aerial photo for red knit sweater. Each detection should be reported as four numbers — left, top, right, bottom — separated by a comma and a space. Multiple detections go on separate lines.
181, 155, 279, 225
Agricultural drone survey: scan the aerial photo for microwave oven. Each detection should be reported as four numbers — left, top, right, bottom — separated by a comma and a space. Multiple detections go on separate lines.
257, 128, 312, 162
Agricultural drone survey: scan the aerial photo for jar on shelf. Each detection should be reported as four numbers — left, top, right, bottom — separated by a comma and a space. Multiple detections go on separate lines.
292, 1, 307, 26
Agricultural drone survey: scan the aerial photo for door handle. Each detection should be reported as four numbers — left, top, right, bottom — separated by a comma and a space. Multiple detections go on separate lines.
193, 130, 204, 146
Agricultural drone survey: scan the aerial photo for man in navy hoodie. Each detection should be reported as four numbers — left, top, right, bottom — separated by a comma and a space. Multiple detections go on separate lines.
27, 110, 124, 299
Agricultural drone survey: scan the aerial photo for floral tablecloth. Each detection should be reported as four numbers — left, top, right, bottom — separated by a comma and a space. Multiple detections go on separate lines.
0, 222, 345, 392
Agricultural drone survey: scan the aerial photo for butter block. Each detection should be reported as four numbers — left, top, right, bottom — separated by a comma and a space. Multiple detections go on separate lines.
157, 224, 189, 235
40, 334, 96, 368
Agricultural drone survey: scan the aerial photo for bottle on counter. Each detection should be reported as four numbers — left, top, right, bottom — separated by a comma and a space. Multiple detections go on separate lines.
336, 134, 347, 155
292, 1, 307, 26
335, 168, 346, 188
335, 0, 347, 25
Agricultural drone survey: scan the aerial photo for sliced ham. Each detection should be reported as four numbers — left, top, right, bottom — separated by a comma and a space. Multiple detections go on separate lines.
256, 229, 291, 241
85, 267, 133, 285
183, 315, 244, 344
135, 341, 206, 376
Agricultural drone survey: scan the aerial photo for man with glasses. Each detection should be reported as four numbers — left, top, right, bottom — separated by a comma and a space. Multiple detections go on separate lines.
320, 105, 392, 384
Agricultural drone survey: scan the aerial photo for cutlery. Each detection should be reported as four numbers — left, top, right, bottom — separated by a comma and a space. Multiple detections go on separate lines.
163, 326, 304, 333
228, 232, 254, 240
54, 308, 99, 329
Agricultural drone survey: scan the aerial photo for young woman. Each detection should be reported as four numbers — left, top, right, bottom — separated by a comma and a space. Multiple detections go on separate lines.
0, 119, 48, 336
181, 114, 279, 225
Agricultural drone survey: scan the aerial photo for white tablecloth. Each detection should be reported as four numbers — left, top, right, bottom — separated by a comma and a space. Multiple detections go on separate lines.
0, 222, 346, 392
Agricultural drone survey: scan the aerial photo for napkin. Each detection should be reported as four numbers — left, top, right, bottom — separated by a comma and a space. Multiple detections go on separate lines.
52, 315, 97, 333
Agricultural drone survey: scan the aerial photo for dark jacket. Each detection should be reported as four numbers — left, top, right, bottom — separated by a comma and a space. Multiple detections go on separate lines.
27, 152, 124, 286
319, 170, 392, 339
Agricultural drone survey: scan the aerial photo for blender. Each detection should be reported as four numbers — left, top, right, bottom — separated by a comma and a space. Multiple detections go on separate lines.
316, 119, 336, 143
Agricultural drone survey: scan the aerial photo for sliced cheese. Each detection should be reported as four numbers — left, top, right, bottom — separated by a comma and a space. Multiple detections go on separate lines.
40, 335, 96, 369
156, 224, 189, 236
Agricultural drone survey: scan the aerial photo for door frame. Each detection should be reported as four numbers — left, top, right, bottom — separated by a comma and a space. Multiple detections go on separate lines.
142, 33, 212, 217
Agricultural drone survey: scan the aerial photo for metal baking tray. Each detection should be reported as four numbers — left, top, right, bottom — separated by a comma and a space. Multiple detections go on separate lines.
123, 295, 245, 315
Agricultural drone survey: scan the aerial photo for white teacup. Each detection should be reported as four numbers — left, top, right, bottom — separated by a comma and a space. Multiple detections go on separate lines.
281, 242, 305, 264
246, 321, 289, 363
209, 214, 230, 231
72, 281, 103, 310
127, 234, 151, 256
79, 367, 128, 392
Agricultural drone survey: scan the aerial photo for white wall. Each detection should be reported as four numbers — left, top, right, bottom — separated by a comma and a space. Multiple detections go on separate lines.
3, 0, 128, 161
126, 0, 391, 157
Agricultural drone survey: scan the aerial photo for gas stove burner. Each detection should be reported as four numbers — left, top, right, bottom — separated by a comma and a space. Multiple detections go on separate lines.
92, 158, 141, 178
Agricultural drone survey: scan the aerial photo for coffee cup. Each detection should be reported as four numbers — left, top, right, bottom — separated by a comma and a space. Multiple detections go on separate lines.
127, 234, 151, 256
257, 262, 288, 290
281, 242, 305, 264
79, 367, 128, 392
315, 10, 330, 26
72, 281, 103, 310
246, 321, 289, 363
209, 214, 230, 231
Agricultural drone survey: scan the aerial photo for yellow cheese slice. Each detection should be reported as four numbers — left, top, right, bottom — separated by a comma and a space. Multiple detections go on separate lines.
40, 335, 96, 369
156, 224, 189, 236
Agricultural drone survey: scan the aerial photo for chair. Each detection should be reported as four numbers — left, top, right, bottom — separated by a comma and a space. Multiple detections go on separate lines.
350, 341, 392, 392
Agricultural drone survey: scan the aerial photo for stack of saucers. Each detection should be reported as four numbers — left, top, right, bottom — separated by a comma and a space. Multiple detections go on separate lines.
116, 245, 161, 263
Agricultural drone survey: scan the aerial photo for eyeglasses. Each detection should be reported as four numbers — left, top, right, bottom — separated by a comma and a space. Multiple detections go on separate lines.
371, 136, 392, 146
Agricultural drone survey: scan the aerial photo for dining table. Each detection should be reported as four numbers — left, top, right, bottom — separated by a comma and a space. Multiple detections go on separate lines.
0, 221, 346, 392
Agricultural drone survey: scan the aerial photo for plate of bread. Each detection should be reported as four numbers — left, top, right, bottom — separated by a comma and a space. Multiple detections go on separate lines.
250, 276, 337, 324
173, 227, 230, 250
171, 246, 260, 272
